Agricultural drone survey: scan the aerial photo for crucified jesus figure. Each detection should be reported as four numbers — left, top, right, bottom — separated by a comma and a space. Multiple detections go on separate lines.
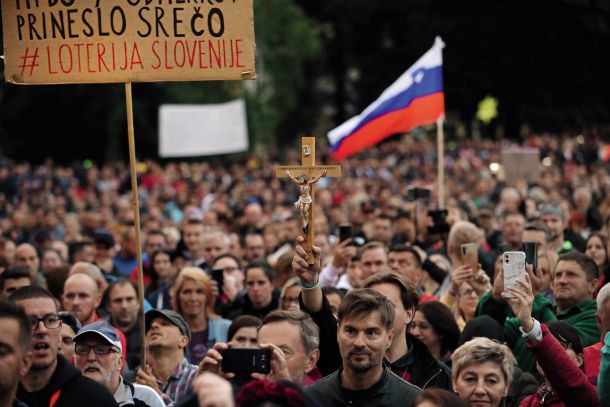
286, 170, 327, 235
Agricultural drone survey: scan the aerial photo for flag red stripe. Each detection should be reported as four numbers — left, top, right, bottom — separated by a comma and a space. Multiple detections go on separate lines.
331, 92, 445, 161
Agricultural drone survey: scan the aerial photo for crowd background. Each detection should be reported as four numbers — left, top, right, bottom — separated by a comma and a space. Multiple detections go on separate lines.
0, 133, 610, 407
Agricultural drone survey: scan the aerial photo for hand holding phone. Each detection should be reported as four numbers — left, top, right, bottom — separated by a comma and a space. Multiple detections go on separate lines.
460, 243, 479, 272
503, 251, 526, 300
339, 223, 352, 243
221, 348, 271, 375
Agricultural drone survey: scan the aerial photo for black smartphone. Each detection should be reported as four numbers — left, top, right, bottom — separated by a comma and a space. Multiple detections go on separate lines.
211, 268, 224, 290
339, 223, 353, 242
398, 209, 411, 219
522, 241, 538, 274
407, 187, 432, 201
427, 209, 449, 234
221, 348, 271, 374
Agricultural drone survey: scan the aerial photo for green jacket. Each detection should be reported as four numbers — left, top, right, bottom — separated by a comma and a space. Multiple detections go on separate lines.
476, 291, 599, 373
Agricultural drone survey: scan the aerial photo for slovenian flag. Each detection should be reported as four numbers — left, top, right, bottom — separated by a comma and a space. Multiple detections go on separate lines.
328, 37, 445, 161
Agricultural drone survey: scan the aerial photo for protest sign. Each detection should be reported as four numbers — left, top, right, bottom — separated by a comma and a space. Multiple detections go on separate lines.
501, 148, 540, 183
159, 99, 248, 157
1, 0, 256, 84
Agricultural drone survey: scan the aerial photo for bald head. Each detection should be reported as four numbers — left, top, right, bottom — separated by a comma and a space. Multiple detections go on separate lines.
15, 243, 40, 277
69, 262, 108, 294
62, 273, 101, 325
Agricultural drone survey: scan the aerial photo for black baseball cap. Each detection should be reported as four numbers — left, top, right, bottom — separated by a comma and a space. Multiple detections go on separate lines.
145, 309, 191, 341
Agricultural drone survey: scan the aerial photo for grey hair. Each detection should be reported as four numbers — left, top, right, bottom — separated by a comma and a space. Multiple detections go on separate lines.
452, 337, 515, 386
597, 284, 610, 318
260, 309, 320, 354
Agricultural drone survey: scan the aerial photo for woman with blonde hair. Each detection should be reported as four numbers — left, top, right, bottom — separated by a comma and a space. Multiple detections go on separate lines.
279, 277, 301, 311
172, 267, 231, 364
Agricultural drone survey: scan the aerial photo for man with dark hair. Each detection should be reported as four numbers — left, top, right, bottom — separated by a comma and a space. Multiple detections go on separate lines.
522, 221, 550, 248
57, 312, 81, 362
540, 204, 584, 253
293, 237, 451, 390
182, 220, 207, 268
93, 231, 119, 277
477, 250, 600, 373
0, 298, 32, 407
364, 271, 451, 388
228, 261, 280, 320
0, 267, 32, 298
304, 289, 421, 406
10, 286, 119, 407
136, 310, 197, 405
500, 212, 525, 252
68, 241, 96, 264
371, 214, 394, 245
359, 242, 389, 281
387, 245, 438, 303
15, 243, 44, 288
106, 279, 141, 370
243, 231, 266, 262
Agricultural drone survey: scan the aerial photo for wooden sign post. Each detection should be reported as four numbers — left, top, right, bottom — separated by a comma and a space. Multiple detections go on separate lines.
275, 137, 341, 263
1, 0, 256, 369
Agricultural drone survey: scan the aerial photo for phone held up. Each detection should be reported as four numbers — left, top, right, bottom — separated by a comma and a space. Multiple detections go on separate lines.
460, 243, 479, 272
503, 251, 526, 300
211, 268, 224, 290
339, 223, 352, 242
221, 348, 271, 374
521, 241, 538, 275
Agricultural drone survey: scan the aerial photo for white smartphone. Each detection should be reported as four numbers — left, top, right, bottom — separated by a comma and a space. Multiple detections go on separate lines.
503, 251, 526, 299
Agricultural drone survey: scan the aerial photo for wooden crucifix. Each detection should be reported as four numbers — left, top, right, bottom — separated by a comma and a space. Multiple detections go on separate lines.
276, 137, 341, 264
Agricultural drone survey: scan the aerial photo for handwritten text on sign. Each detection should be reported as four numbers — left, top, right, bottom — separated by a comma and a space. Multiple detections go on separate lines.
1, 0, 256, 84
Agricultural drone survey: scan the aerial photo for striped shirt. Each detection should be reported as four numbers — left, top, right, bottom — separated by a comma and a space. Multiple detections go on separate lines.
158, 358, 198, 405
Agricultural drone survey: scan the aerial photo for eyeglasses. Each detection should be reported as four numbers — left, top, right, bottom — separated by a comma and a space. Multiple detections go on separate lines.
74, 344, 118, 356
459, 288, 477, 297
281, 296, 299, 304
29, 314, 61, 330
411, 322, 432, 330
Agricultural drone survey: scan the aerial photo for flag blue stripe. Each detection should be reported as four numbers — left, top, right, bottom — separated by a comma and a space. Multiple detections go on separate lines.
331, 66, 444, 152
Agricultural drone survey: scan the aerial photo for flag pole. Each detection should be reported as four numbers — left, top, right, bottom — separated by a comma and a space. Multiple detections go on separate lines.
125, 82, 147, 369
437, 117, 445, 209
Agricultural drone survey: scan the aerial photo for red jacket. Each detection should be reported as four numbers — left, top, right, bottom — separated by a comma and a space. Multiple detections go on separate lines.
519, 323, 601, 407
584, 341, 603, 384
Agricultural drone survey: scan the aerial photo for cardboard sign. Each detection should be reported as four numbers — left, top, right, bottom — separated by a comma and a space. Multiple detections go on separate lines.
159, 99, 248, 157
1, 0, 255, 84
501, 148, 540, 183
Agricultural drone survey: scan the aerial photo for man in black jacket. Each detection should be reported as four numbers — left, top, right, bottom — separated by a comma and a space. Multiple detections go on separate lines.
304, 288, 421, 406
293, 236, 452, 390
227, 261, 280, 320
11, 286, 118, 407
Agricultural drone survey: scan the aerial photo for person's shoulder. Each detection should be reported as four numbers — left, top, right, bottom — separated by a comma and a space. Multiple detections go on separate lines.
304, 370, 338, 393
64, 374, 118, 405
386, 369, 422, 394
209, 317, 232, 329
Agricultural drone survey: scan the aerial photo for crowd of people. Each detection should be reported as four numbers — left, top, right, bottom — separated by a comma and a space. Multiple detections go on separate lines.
0, 134, 609, 406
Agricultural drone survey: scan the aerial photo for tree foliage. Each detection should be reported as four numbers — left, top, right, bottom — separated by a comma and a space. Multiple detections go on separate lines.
0, 0, 608, 163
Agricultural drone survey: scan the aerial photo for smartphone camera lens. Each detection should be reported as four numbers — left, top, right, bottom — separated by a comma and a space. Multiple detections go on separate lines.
505, 255, 509, 263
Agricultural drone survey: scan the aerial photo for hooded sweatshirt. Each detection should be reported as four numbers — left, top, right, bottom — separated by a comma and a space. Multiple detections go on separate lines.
17, 356, 118, 407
